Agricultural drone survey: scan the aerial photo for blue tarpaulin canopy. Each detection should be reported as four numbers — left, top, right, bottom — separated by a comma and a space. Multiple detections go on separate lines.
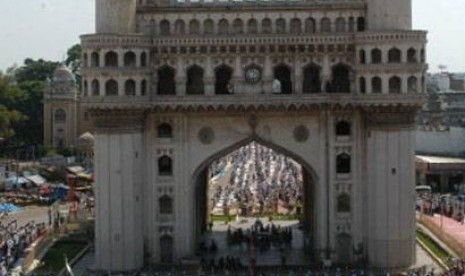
0, 203, 21, 212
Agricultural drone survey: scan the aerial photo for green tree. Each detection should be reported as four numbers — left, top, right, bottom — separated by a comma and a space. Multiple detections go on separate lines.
65, 44, 82, 89
0, 74, 25, 141
15, 58, 59, 83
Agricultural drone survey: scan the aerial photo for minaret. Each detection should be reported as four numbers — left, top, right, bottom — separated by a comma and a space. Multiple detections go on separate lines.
96, 0, 137, 34
366, 0, 412, 31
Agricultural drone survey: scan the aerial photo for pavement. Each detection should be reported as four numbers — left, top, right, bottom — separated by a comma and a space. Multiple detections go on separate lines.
423, 213, 465, 250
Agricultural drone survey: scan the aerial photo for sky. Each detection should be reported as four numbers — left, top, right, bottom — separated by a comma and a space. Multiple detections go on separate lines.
0, 0, 464, 73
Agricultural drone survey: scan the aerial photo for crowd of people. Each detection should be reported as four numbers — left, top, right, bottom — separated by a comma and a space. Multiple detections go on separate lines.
209, 142, 303, 216
0, 219, 46, 275
416, 192, 465, 224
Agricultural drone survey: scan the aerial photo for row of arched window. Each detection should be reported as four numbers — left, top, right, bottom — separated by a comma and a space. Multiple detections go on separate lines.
151, 16, 365, 36
359, 76, 424, 94
359, 47, 425, 64
83, 51, 148, 68
83, 79, 148, 96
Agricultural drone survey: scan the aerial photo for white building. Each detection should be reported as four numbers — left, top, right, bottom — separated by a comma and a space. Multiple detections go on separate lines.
81, 0, 427, 271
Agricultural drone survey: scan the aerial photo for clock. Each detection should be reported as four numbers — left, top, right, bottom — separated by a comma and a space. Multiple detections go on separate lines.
245, 67, 262, 85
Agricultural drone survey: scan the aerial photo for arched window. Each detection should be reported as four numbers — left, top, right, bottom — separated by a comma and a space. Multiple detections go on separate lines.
274, 64, 292, 94
357, 17, 365, 31
141, 52, 147, 67
186, 65, 204, 95
320, 17, 331, 33
337, 193, 351, 213
421, 75, 425, 93
159, 195, 173, 214
359, 77, 366, 94
348, 17, 355, 32
158, 155, 173, 176
124, 51, 136, 67
420, 49, 425, 63
141, 80, 147, 96
160, 20, 171, 35
371, 49, 382, 64
371, 77, 382, 94
104, 51, 118, 67
175, 19, 185, 35
305, 18, 316, 33
157, 123, 173, 138
359, 50, 366, 64
204, 19, 214, 34
91, 79, 100, 96
335, 17, 346, 32
329, 64, 351, 93
83, 80, 88, 96
336, 153, 351, 174
125, 79, 136, 96
290, 18, 301, 34
276, 18, 286, 34
302, 64, 321, 94
388, 48, 402, 63
389, 76, 402, 94
233, 19, 244, 34
218, 19, 229, 35
91, 52, 100, 67
105, 79, 118, 96
157, 66, 176, 95
54, 109, 67, 123
407, 48, 417, 63
247, 19, 258, 34
408, 76, 418, 93
336, 121, 351, 136
215, 65, 233, 95
189, 19, 200, 35
262, 18, 272, 34
83, 53, 88, 68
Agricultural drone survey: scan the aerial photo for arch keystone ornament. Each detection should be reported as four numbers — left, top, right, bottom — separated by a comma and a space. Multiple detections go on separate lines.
82, 0, 426, 272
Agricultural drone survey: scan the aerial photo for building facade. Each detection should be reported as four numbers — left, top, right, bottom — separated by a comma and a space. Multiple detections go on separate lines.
81, 0, 427, 271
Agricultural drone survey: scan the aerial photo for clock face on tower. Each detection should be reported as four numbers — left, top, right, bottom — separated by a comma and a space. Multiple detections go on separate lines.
244, 66, 262, 85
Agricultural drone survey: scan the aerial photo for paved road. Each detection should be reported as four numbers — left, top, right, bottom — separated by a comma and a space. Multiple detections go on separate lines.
0, 206, 50, 229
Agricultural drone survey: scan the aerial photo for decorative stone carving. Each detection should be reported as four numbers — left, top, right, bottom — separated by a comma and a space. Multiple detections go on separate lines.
198, 127, 215, 145
294, 125, 309, 142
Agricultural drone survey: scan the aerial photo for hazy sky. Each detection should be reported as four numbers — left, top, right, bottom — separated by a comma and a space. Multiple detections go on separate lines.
0, 0, 464, 73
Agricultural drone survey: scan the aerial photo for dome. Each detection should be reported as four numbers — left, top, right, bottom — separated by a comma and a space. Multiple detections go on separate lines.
77, 132, 95, 148
52, 64, 75, 83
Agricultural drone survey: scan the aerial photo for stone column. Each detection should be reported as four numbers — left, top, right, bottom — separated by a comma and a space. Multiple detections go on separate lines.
364, 108, 417, 269
93, 110, 145, 272
205, 56, 215, 95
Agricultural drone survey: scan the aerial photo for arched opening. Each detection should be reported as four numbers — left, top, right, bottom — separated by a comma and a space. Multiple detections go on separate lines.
160, 19, 171, 35
302, 64, 321, 94
320, 17, 331, 33
189, 19, 200, 35
262, 18, 272, 34
247, 19, 258, 34
305, 18, 316, 33
356, 17, 365, 31
335, 17, 346, 32
91, 79, 100, 96
215, 65, 233, 95
175, 19, 185, 35
371, 49, 382, 64
160, 235, 174, 263
157, 123, 173, 138
125, 79, 136, 96
193, 139, 317, 265
388, 48, 402, 63
273, 64, 292, 94
141, 52, 147, 67
83, 80, 88, 96
159, 195, 173, 215
371, 77, 382, 94
158, 155, 173, 176
329, 64, 351, 93
408, 76, 418, 93
336, 153, 351, 174
204, 19, 214, 35
91, 52, 99, 67
233, 18, 244, 34
290, 18, 302, 34
336, 121, 351, 136
186, 65, 205, 95
359, 50, 366, 64
104, 51, 118, 67
389, 76, 402, 94
276, 18, 286, 34
337, 193, 351, 213
124, 51, 136, 67
218, 19, 229, 35
407, 48, 417, 63
157, 66, 176, 95
141, 80, 147, 96
359, 77, 366, 94
54, 109, 66, 123
105, 79, 118, 96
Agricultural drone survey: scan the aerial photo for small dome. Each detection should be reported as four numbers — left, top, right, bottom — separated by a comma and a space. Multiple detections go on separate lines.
52, 64, 75, 83
77, 132, 95, 148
